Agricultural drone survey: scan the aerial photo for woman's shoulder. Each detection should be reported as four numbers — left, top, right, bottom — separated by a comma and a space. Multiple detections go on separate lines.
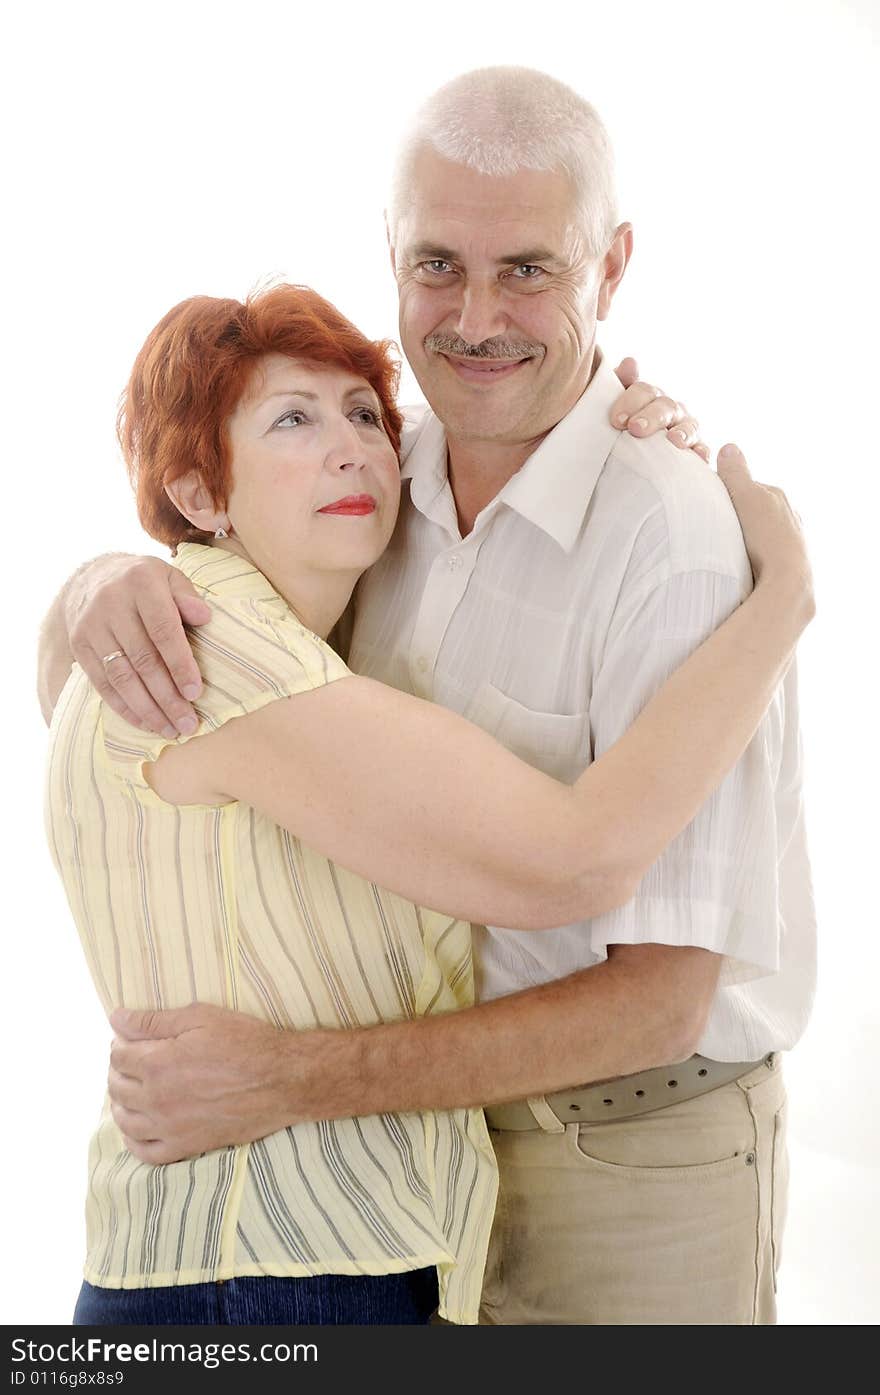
173, 543, 351, 701
94, 546, 352, 788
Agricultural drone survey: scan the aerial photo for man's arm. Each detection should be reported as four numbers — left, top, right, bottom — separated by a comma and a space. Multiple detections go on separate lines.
37, 552, 211, 733
36, 363, 703, 732
107, 456, 808, 1163
109, 941, 721, 1164
38, 580, 81, 726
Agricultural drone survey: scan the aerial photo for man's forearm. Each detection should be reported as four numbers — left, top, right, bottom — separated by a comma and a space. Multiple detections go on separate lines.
37, 581, 78, 724
109, 944, 720, 1161
280, 945, 717, 1121
37, 553, 132, 725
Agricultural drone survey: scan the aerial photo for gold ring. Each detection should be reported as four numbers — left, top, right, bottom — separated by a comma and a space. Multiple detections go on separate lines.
101, 651, 125, 666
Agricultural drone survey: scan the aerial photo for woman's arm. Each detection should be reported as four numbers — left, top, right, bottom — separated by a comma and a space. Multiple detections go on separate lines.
147, 448, 813, 930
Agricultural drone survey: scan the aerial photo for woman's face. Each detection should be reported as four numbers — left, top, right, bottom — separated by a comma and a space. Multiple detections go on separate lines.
224, 354, 401, 585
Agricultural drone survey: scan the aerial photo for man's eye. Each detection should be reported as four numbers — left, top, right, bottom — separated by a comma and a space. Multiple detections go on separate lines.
275, 408, 309, 428
421, 260, 454, 275
510, 264, 545, 280
351, 406, 382, 426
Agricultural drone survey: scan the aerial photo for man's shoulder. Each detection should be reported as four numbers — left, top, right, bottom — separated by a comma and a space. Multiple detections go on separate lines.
599, 429, 750, 581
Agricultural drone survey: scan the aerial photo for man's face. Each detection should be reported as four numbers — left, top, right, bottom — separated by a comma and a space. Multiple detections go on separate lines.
391, 147, 613, 448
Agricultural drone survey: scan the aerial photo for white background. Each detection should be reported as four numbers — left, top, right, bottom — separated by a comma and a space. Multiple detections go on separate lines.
3, 0, 878, 1325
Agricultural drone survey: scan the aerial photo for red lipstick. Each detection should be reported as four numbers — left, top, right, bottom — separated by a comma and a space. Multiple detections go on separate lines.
317, 494, 377, 516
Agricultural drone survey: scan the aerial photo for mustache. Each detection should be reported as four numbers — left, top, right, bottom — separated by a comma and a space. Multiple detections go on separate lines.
424, 332, 545, 361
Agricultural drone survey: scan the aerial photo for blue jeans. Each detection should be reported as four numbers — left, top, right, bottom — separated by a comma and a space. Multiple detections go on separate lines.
74, 1268, 439, 1325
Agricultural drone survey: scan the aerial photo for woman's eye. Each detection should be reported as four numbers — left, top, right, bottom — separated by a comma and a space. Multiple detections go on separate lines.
275, 408, 309, 428
351, 406, 382, 426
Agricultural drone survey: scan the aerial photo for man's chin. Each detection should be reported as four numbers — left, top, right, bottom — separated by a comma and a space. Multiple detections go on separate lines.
421, 361, 540, 425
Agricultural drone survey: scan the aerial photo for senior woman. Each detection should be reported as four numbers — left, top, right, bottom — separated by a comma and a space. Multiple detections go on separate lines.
46, 284, 811, 1327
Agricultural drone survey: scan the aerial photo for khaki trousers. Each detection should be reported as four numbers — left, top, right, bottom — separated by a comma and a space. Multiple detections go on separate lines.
479, 1058, 788, 1325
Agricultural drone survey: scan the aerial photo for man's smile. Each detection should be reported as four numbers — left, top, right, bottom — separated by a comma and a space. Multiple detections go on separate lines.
440, 353, 535, 384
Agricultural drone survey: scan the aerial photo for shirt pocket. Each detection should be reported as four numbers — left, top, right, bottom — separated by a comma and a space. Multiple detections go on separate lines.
465, 681, 590, 783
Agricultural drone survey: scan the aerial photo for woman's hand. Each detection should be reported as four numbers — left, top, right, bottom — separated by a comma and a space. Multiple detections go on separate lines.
716, 443, 815, 623
610, 357, 710, 461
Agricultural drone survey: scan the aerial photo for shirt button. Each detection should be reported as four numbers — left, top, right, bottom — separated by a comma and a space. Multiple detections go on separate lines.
448, 553, 463, 571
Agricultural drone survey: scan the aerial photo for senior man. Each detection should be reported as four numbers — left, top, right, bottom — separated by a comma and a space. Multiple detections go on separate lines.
39, 68, 814, 1325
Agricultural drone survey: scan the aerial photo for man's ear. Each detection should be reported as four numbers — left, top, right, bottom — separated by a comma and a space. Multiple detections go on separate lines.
597, 222, 634, 321
164, 471, 229, 535
384, 212, 398, 276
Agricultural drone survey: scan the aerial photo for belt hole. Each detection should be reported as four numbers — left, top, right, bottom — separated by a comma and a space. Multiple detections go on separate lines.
667, 1079, 678, 1088
603, 1098, 614, 1106
697, 1068, 708, 1077
634, 1089, 645, 1098
568, 1103, 581, 1112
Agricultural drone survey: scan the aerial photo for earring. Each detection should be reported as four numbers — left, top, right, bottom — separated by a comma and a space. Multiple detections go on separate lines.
215, 526, 229, 539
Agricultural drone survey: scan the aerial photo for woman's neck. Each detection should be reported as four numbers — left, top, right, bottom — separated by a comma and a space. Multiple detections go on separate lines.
209, 538, 356, 640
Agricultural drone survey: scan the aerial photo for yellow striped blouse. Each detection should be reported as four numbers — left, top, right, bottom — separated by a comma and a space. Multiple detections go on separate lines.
45, 542, 497, 1324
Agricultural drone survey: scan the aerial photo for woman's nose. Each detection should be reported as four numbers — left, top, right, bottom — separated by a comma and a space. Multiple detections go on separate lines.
325, 416, 368, 470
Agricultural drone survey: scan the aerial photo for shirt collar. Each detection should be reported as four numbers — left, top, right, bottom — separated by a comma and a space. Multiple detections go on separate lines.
399, 409, 464, 539
399, 350, 623, 552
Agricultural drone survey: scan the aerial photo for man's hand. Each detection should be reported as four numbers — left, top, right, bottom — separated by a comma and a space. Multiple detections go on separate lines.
66, 554, 211, 735
108, 1003, 313, 1164
611, 357, 710, 462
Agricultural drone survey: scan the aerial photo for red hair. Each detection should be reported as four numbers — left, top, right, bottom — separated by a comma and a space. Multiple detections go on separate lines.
119, 284, 404, 547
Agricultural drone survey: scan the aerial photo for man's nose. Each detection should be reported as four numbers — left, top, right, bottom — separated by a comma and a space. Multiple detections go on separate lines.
454, 281, 507, 348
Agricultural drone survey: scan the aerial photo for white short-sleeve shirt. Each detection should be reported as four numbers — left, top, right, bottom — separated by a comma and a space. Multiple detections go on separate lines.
349, 352, 816, 1061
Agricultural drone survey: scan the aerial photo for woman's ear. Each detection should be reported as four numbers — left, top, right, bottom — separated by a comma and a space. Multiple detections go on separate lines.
164, 471, 230, 535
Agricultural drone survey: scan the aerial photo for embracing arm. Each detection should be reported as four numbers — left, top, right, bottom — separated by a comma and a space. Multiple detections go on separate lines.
109, 940, 722, 1160
36, 554, 211, 733
266, 941, 723, 1113
38, 579, 79, 725
150, 448, 812, 930
36, 363, 698, 731
109, 446, 813, 1163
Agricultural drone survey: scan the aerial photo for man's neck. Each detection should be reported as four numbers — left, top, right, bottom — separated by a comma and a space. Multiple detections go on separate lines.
446, 434, 544, 536
444, 350, 600, 537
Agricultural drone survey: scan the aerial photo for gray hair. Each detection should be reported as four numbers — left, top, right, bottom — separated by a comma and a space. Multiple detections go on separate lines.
388, 66, 619, 261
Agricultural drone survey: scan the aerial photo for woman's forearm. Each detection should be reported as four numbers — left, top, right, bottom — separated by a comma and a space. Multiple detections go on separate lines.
158, 579, 810, 932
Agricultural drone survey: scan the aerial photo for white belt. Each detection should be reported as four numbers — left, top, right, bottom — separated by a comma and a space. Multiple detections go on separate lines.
484, 1053, 775, 1130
